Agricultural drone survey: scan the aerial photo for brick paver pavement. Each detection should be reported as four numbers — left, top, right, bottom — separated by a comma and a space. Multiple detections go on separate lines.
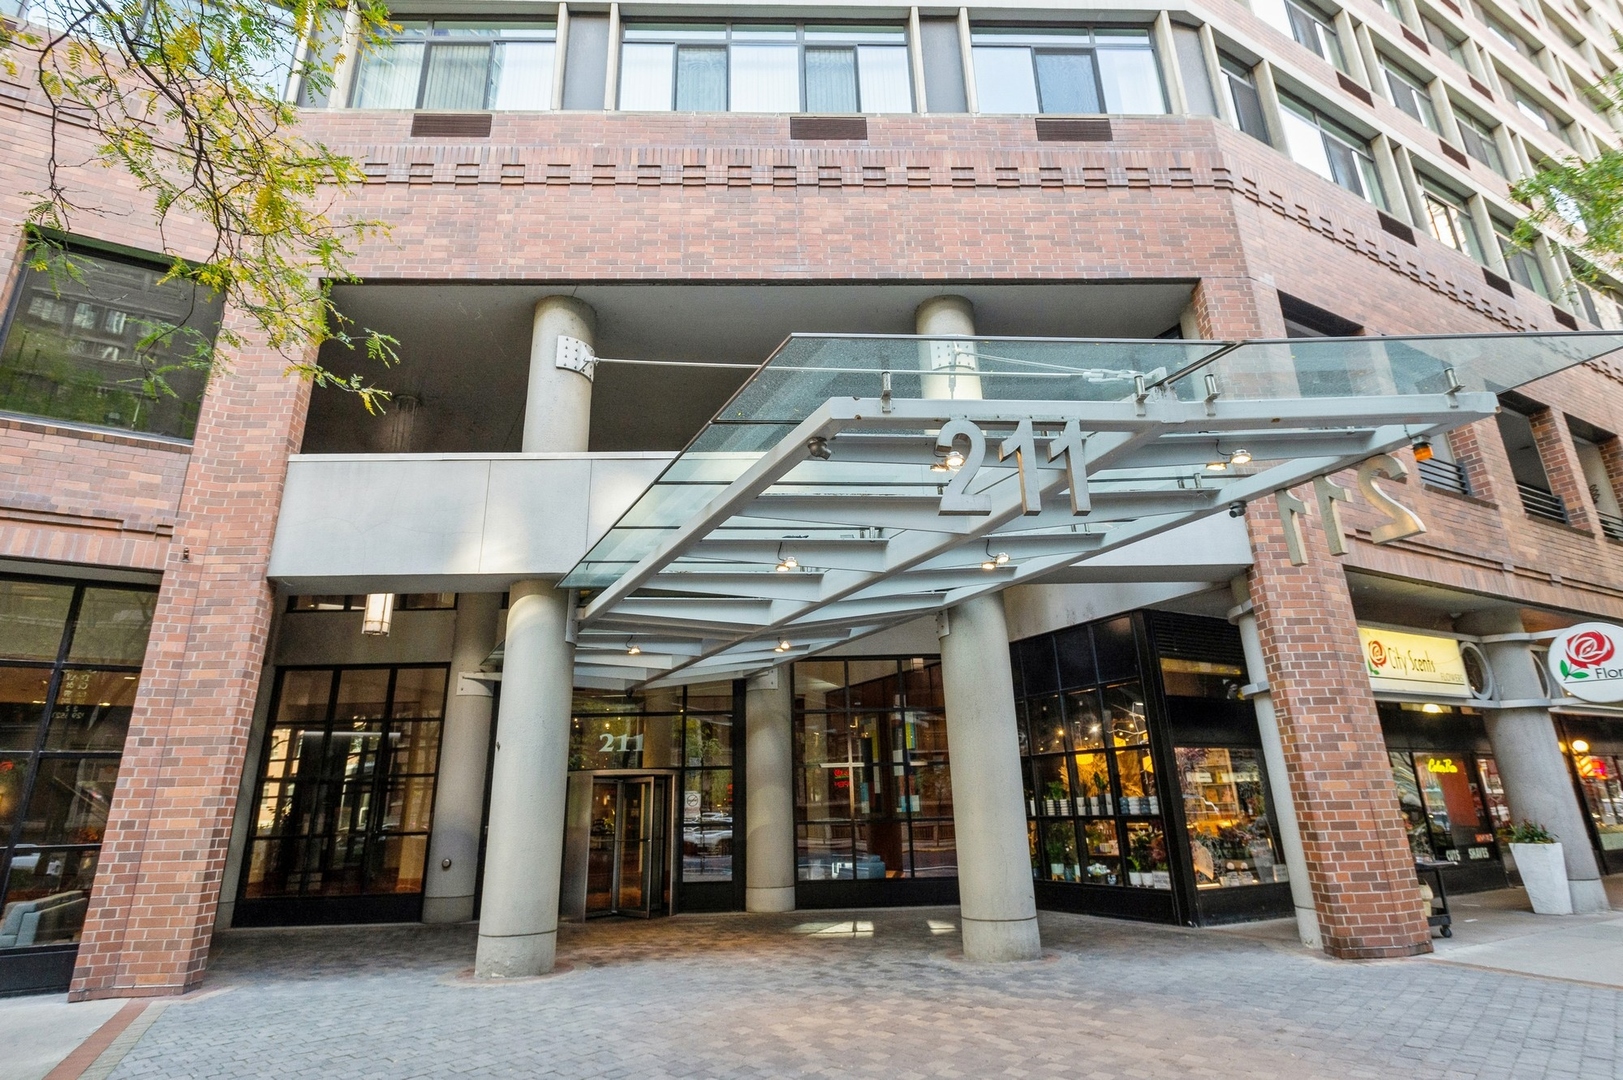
100, 907, 1621, 1079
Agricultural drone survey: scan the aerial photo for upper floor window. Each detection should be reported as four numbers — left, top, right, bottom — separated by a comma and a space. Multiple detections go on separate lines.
618, 23, 912, 113
351, 20, 557, 110
970, 27, 1166, 114
1420, 180, 1486, 262
1510, 85, 1574, 146
1220, 55, 1270, 141
1254, 0, 1350, 74
1483, 11, 1536, 57
1455, 106, 1506, 174
1382, 58, 1439, 131
1422, 17, 1470, 67
0, 242, 219, 440
1278, 94, 1387, 208
1494, 220, 1551, 297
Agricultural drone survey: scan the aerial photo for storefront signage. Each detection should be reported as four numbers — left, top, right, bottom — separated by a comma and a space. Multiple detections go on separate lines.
1358, 627, 1470, 698
1277, 456, 1428, 565
1426, 757, 1460, 774
1548, 622, 1623, 703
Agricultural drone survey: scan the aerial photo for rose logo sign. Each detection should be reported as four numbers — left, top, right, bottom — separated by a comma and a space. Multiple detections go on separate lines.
1549, 623, 1623, 704
1367, 639, 1389, 673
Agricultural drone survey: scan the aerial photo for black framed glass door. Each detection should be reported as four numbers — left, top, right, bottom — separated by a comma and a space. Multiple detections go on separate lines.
585, 776, 669, 917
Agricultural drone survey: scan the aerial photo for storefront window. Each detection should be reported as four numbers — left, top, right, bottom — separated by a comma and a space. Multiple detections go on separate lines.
0, 244, 219, 439
1179, 748, 1283, 888
1571, 751, 1623, 855
242, 666, 447, 900
0, 576, 155, 951
1389, 749, 1499, 864
792, 659, 952, 881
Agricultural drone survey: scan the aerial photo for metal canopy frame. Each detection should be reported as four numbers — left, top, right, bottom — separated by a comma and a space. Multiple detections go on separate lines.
562, 331, 1623, 689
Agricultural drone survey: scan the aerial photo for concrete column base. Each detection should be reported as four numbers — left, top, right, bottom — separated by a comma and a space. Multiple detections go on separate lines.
961, 916, 1042, 962
474, 930, 556, 978
1571, 878, 1612, 914
421, 895, 474, 924
745, 885, 796, 913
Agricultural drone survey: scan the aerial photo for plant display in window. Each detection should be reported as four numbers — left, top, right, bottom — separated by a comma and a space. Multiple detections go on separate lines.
2, 0, 403, 413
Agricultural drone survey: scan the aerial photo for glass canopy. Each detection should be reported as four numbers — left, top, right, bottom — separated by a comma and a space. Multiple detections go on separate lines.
565, 331, 1623, 689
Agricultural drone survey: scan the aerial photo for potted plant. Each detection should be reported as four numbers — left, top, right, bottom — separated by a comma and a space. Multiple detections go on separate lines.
1043, 780, 1066, 818
1504, 821, 1572, 915
1128, 830, 1156, 887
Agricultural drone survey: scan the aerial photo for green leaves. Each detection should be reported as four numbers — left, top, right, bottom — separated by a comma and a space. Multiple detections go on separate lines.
1559, 659, 1590, 679
5, 0, 403, 412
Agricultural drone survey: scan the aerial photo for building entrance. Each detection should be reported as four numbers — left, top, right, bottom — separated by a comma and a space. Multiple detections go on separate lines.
580, 775, 671, 918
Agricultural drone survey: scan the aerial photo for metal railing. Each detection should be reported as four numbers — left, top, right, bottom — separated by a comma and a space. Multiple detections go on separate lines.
1519, 483, 1570, 525
1418, 457, 1471, 496
1600, 511, 1623, 543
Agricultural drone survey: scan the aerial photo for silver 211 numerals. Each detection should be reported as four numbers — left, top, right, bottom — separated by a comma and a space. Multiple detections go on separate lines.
934, 419, 1090, 517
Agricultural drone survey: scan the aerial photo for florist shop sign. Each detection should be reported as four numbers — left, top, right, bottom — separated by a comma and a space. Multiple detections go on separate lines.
1358, 628, 1470, 699
1549, 623, 1623, 704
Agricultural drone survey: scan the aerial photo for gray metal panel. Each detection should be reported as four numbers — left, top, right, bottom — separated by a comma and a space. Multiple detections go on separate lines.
920, 18, 967, 114
563, 15, 609, 110
1173, 25, 1217, 117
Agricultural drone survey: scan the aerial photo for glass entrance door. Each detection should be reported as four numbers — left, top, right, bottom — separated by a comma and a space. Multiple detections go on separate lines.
585, 776, 669, 917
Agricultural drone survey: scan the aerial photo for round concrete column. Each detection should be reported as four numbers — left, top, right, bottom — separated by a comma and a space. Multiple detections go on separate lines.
745, 667, 796, 912
939, 594, 1042, 961
423, 592, 503, 923
523, 295, 596, 453
915, 295, 982, 400
1459, 610, 1609, 914
474, 583, 577, 976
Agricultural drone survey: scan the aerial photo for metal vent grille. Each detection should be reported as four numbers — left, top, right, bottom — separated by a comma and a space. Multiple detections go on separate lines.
1440, 141, 1470, 168
1401, 26, 1431, 52
1553, 307, 1579, 330
1146, 613, 1247, 668
1034, 117, 1113, 142
1468, 76, 1494, 100
1377, 211, 1416, 246
789, 115, 868, 140
1483, 268, 1514, 296
410, 113, 493, 138
1336, 73, 1372, 106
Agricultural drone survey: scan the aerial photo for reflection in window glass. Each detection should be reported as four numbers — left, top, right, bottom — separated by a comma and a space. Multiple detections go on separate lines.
45, 670, 137, 751
1179, 747, 1283, 888
1279, 96, 1386, 208
0, 580, 73, 662
0, 247, 220, 438
0, 669, 53, 752
65, 588, 156, 666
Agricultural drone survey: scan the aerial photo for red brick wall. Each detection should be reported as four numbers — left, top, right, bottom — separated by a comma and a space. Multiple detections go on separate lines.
68, 321, 312, 999
1244, 499, 1433, 959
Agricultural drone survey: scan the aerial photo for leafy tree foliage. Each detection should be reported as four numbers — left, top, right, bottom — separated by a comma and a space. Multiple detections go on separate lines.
2, 0, 399, 409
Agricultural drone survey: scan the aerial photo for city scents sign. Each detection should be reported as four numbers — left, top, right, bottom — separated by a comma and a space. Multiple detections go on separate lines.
1549, 622, 1623, 703
1357, 628, 1470, 698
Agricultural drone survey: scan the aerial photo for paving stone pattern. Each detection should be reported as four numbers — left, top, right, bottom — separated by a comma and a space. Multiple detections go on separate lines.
103, 908, 1621, 1080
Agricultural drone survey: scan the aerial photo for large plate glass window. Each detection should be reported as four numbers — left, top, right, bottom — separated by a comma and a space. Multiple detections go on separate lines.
241, 665, 448, 907
0, 242, 220, 439
1454, 107, 1505, 176
792, 659, 952, 881
0, 577, 156, 954
350, 20, 557, 110
619, 23, 912, 113
1278, 94, 1386, 208
1421, 180, 1486, 263
1389, 748, 1501, 866
970, 27, 1166, 115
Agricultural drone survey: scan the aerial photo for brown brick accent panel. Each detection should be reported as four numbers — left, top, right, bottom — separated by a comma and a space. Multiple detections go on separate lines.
1530, 408, 1595, 533
1244, 500, 1433, 960
67, 321, 312, 1000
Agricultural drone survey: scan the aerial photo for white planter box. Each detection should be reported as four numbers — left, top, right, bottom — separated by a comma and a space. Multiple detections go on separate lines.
1511, 842, 1573, 915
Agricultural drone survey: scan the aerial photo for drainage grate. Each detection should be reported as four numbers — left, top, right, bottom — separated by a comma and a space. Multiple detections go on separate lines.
1034, 117, 1113, 142
789, 115, 868, 140
410, 113, 493, 138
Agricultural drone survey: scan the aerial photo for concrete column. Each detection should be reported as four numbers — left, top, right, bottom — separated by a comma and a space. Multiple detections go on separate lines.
939, 596, 1041, 961
916, 295, 982, 400
474, 583, 577, 976
1459, 611, 1610, 914
745, 667, 796, 912
523, 295, 596, 453
1230, 576, 1321, 949
423, 593, 503, 923
475, 296, 595, 976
